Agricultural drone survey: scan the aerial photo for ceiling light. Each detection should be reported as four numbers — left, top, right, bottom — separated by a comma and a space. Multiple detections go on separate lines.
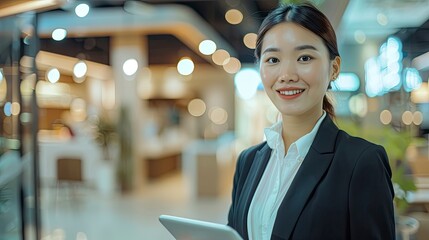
52, 28, 67, 41
75, 3, 90, 18
243, 33, 257, 49
46, 68, 60, 83
122, 58, 138, 76
177, 57, 194, 76
199, 40, 217, 55
73, 60, 88, 81
225, 9, 243, 25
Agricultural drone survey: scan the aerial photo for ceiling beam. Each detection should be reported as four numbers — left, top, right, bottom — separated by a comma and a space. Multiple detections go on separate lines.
37, 1, 237, 65
0, 0, 66, 18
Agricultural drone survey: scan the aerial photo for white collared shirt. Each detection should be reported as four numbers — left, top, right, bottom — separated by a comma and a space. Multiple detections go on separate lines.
247, 112, 326, 240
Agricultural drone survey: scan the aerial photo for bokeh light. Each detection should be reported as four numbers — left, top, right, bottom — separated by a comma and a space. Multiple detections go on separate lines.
212, 49, 230, 65
379, 110, 392, 125
177, 57, 194, 76
123, 58, 138, 76
188, 99, 206, 117
52, 28, 67, 41
225, 9, 243, 25
223, 57, 241, 74
199, 40, 216, 55
75, 3, 90, 18
243, 33, 257, 49
46, 68, 60, 83
402, 111, 413, 125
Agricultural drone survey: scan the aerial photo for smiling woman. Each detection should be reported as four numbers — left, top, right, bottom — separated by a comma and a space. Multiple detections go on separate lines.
227, 2, 395, 240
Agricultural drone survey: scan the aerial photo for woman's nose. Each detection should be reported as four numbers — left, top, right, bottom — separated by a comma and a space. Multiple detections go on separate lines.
277, 62, 298, 82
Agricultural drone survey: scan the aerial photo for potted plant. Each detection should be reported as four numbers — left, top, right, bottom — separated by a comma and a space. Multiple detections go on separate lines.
92, 113, 118, 194
335, 118, 417, 213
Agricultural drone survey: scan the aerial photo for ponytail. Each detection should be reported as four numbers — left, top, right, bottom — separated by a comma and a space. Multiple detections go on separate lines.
323, 94, 335, 119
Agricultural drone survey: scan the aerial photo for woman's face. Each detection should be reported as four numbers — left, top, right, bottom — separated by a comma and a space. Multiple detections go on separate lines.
259, 22, 340, 119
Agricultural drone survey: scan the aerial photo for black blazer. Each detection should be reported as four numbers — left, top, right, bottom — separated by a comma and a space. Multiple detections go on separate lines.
227, 116, 395, 240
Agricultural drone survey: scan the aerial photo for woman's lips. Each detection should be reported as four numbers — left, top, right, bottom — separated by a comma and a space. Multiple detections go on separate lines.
276, 89, 305, 100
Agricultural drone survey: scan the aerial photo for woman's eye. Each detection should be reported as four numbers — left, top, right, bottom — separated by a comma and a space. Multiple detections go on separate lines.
266, 57, 279, 64
298, 56, 312, 62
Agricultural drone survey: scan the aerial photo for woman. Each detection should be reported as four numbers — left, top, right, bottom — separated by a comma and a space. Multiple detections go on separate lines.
227, 2, 395, 240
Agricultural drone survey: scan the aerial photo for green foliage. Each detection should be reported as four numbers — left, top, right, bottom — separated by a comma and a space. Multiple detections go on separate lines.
94, 114, 117, 161
336, 118, 417, 213
117, 106, 133, 192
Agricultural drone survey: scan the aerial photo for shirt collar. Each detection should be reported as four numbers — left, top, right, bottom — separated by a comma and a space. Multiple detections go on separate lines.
264, 111, 327, 157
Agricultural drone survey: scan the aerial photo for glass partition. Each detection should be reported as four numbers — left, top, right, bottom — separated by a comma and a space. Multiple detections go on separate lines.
0, 12, 40, 240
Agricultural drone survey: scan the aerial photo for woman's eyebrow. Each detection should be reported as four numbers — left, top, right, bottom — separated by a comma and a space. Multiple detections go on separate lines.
295, 45, 318, 51
262, 47, 280, 55
262, 45, 318, 55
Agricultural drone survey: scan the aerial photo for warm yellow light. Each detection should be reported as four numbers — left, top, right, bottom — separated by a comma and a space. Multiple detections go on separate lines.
348, 93, 367, 117
402, 111, 413, 125
212, 49, 230, 65
225, 9, 243, 25
11, 102, 20, 116
188, 99, 206, 117
0, 72, 7, 102
379, 110, 392, 125
223, 57, 241, 74
411, 82, 429, 103
209, 107, 228, 125
413, 111, 423, 125
243, 33, 257, 49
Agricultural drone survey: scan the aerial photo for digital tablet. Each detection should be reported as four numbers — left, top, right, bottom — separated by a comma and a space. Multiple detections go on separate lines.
159, 214, 243, 240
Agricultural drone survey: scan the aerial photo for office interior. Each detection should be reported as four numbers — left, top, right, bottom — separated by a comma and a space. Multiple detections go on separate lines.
0, 0, 428, 239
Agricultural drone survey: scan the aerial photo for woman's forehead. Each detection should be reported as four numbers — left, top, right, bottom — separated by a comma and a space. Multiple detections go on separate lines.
262, 22, 324, 49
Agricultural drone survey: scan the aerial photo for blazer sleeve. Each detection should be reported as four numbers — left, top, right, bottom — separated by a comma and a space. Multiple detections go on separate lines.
349, 144, 395, 239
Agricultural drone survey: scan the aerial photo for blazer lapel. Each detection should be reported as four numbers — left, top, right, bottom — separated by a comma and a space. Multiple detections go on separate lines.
272, 116, 339, 240
237, 143, 272, 238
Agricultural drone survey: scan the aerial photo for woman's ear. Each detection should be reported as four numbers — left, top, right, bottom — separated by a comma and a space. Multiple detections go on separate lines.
331, 56, 341, 80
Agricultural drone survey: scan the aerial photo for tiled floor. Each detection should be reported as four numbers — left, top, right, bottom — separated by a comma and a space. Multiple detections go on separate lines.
40, 172, 232, 240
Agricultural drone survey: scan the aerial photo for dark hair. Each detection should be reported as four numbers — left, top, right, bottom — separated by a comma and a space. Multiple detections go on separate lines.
255, 2, 339, 118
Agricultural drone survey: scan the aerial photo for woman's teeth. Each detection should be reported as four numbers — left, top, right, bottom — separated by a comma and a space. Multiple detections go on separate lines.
279, 89, 304, 96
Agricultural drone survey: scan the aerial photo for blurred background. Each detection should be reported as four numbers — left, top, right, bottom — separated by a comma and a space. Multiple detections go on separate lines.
0, 0, 428, 239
